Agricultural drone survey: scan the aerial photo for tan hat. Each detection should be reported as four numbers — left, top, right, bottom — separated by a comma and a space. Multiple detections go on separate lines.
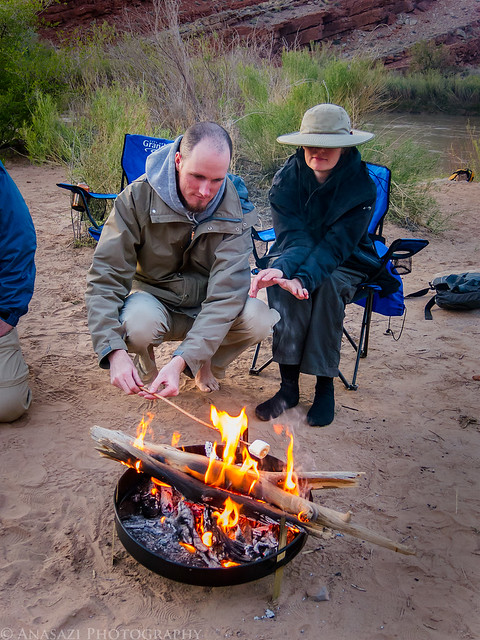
276, 103, 374, 148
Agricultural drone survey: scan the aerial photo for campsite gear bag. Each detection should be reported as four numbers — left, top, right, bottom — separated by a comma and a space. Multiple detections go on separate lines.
407, 272, 480, 320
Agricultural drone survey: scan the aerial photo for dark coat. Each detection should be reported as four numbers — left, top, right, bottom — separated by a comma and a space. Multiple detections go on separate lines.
268, 147, 396, 294
0, 160, 36, 326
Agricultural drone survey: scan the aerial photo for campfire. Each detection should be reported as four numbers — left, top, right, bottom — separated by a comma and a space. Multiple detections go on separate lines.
91, 404, 414, 586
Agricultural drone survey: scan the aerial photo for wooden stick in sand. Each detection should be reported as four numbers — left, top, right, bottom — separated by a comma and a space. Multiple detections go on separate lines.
91, 426, 415, 555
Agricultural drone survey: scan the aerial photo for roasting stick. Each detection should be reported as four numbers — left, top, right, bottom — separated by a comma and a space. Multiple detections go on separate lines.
140, 386, 270, 459
140, 386, 215, 430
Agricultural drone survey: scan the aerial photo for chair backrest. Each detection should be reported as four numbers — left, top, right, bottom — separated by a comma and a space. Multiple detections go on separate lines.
120, 133, 255, 215
366, 163, 391, 240
120, 134, 173, 189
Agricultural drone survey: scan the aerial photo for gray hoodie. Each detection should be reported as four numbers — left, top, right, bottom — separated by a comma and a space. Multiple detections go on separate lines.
145, 136, 227, 224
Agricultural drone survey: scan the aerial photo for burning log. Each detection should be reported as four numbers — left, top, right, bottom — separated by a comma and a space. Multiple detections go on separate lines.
263, 470, 364, 489
91, 426, 415, 555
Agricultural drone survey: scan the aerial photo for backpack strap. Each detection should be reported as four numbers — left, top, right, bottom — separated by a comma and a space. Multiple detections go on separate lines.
405, 287, 432, 298
405, 286, 436, 319
424, 295, 436, 320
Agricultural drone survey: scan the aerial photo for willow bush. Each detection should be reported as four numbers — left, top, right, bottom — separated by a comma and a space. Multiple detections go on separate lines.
385, 70, 480, 114
235, 48, 390, 175
4, 0, 450, 231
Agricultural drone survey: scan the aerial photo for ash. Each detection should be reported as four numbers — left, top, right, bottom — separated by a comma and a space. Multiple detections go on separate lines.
119, 478, 298, 569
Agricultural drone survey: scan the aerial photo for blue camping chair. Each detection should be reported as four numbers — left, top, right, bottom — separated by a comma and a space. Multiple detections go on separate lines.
249, 163, 429, 389
57, 134, 172, 241
57, 133, 254, 241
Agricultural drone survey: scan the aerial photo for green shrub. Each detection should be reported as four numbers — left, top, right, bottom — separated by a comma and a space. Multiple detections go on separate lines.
68, 83, 162, 192
21, 91, 79, 164
0, 0, 70, 147
385, 70, 480, 114
409, 41, 453, 74
363, 137, 444, 231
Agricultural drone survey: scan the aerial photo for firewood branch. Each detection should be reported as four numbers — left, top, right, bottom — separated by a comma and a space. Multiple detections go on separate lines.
91, 426, 415, 555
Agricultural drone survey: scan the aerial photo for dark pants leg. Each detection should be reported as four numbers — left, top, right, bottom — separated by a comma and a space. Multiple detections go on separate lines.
268, 266, 364, 378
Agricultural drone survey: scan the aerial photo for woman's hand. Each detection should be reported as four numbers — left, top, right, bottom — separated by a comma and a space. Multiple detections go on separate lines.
249, 269, 309, 300
249, 268, 284, 297
275, 277, 309, 300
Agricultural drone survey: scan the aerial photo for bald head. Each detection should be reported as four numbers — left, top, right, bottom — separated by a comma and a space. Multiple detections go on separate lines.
175, 125, 231, 213
179, 122, 232, 161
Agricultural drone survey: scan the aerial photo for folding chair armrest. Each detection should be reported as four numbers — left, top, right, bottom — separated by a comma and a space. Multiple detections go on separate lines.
389, 237, 429, 260
252, 227, 276, 243
251, 227, 278, 271
377, 237, 429, 272
56, 183, 117, 199
56, 183, 116, 230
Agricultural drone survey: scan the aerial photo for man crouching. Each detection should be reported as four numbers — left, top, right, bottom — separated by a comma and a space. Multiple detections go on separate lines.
86, 122, 278, 398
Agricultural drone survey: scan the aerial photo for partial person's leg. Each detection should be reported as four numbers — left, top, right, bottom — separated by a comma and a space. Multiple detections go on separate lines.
121, 290, 208, 389
301, 267, 364, 426
120, 291, 173, 383
209, 297, 280, 379
255, 286, 312, 421
0, 328, 32, 422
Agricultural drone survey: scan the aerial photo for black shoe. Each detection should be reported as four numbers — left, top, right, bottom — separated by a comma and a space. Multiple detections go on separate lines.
307, 377, 335, 427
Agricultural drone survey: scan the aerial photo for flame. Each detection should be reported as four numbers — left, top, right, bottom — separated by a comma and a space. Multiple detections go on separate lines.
213, 497, 241, 532
239, 448, 260, 493
283, 431, 298, 495
202, 531, 213, 547
171, 431, 181, 447
151, 478, 171, 488
210, 406, 248, 464
179, 542, 196, 553
134, 460, 142, 473
222, 561, 240, 567
205, 406, 250, 488
133, 412, 154, 449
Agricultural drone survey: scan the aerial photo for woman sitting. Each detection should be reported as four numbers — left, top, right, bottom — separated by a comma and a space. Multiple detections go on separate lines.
249, 103, 398, 427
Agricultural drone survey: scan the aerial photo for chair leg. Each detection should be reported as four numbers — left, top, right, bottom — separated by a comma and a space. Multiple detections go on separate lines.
360, 292, 374, 358
249, 342, 273, 376
338, 369, 358, 391
339, 291, 374, 390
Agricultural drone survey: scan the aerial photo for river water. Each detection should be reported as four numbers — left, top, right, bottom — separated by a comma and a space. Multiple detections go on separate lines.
365, 112, 480, 176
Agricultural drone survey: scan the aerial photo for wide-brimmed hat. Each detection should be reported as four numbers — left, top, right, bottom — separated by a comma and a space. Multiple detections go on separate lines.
277, 104, 374, 148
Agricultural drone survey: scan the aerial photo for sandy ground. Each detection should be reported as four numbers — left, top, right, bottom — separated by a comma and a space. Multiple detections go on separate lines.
1, 160, 479, 640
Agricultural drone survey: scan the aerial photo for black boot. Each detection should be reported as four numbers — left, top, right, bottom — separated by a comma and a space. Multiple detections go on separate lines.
307, 376, 335, 427
255, 364, 300, 421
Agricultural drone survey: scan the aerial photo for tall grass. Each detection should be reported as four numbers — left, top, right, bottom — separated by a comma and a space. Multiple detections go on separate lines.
385, 71, 480, 114
3, 0, 454, 231
21, 91, 79, 164
235, 48, 390, 175
71, 84, 160, 190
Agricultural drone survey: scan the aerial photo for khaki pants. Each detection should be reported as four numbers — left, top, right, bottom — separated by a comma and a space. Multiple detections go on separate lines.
0, 327, 32, 422
120, 293, 280, 380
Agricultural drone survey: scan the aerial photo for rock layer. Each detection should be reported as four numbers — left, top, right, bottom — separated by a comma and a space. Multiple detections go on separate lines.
40, 0, 480, 68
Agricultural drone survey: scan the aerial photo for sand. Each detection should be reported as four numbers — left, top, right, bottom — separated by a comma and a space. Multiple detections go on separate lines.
1, 159, 479, 640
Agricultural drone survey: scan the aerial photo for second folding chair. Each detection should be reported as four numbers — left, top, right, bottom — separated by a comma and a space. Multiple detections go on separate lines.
249, 163, 429, 389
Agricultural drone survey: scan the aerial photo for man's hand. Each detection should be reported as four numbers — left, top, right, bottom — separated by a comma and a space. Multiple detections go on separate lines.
249, 269, 309, 300
108, 349, 143, 394
249, 268, 284, 298
139, 355, 186, 398
0, 318, 13, 338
